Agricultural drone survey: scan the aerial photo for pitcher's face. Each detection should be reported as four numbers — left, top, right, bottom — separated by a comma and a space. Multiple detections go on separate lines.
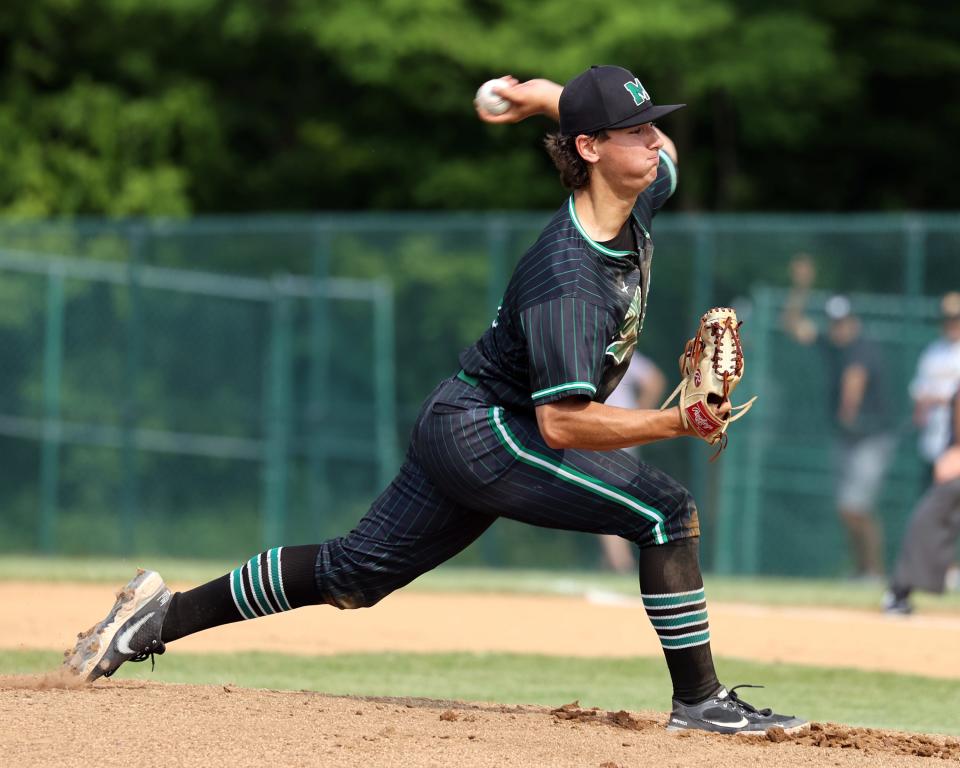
595, 123, 664, 193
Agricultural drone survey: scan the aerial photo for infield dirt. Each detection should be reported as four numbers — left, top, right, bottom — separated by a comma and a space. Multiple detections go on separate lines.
2, 581, 959, 678
3, 581, 960, 767
2, 680, 959, 767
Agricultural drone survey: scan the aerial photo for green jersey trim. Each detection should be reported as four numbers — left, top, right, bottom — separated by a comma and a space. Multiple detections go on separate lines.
567, 196, 635, 258
488, 406, 667, 544
531, 380, 598, 399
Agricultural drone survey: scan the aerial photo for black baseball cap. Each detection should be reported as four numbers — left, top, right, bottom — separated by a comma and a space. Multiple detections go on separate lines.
559, 65, 685, 137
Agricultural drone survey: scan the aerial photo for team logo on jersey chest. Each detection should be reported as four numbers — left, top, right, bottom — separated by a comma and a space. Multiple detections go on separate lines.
605, 288, 642, 365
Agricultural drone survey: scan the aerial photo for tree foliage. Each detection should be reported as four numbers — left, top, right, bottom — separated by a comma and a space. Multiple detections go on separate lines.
0, 0, 956, 214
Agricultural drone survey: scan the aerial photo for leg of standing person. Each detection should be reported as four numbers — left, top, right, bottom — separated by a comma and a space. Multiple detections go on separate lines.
836, 434, 895, 580
600, 534, 637, 574
885, 478, 960, 614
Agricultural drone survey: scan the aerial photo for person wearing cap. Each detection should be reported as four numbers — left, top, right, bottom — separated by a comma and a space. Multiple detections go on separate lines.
883, 292, 960, 614
464, 65, 802, 734
782, 256, 897, 582
63, 65, 804, 737
909, 292, 960, 472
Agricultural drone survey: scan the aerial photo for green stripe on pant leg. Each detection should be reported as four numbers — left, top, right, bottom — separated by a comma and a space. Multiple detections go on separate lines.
486, 407, 668, 544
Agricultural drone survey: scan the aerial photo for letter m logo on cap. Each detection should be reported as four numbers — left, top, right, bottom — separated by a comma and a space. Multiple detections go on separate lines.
623, 78, 650, 106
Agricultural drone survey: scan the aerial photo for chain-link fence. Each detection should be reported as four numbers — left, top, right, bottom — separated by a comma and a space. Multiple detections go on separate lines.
0, 213, 956, 574
0, 250, 395, 558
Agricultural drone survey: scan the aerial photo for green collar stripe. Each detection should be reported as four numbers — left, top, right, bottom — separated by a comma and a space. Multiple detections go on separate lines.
650, 610, 709, 629
641, 589, 706, 608
532, 381, 597, 399
658, 149, 678, 197
487, 407, 667, 543
246, 556, 273, 615
660, 631, 711, 649
568, 197, 634, 258
269, 547, 292, 611
230, 568, 257, 620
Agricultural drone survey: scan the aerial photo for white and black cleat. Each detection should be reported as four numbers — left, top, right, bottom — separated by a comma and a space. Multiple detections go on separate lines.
667, 684, 807, 735
62, 569, 172, 682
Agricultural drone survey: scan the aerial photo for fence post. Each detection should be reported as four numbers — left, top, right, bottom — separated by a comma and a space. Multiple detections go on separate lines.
903, 215, 926, 301
261, 279, 295, 549
739, 286, 775, 575
902, 215, 928, 502
120, 226, 145, 553
39, 265, 65, 553
372, 279, 399, 488
309, 223, 332, 537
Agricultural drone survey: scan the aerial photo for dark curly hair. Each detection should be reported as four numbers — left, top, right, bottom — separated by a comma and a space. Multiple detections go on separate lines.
543, 131, 607, 190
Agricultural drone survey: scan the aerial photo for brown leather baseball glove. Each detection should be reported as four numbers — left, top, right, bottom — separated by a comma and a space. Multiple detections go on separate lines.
660, 306, 757, 457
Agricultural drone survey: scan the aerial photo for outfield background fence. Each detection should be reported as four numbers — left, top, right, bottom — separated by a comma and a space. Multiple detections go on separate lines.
0, 213, 957, 575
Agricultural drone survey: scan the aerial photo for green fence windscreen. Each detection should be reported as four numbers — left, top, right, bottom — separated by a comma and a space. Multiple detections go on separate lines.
0, 213, 956, 575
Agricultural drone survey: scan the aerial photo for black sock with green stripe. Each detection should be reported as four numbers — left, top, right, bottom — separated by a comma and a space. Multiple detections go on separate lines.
160, 545, 322, 643
638, 537, 720, 705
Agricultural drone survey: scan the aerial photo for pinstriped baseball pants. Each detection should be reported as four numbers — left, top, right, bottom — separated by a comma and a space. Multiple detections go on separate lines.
315, 376, 700, 608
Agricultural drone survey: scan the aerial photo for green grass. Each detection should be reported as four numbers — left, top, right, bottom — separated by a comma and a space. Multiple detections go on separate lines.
3, 555, 960, 613
3, 649, 957, 735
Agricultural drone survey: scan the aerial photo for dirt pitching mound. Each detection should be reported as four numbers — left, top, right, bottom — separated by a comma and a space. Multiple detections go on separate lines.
2, 678, 957, 768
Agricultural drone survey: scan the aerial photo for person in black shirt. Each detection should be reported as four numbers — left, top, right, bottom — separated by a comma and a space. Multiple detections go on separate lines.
64, 66, 804, 736
783, 257, 897, 580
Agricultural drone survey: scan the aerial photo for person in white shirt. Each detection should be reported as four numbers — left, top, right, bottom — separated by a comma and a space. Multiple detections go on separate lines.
911, 292, 960, 468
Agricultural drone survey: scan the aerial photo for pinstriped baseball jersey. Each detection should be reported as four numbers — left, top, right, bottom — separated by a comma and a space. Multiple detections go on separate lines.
459, 149, 677, 409
310, 152, 689, 609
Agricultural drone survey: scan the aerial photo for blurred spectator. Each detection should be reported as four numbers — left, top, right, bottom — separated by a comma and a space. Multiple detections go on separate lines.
782, 255, 897, 581
910, 292, 960, 472
884, 388, 960, 614
600, 352, 667, 574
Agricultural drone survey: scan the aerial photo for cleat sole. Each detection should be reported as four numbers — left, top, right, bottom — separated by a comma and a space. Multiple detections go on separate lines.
61, 570, 165, 682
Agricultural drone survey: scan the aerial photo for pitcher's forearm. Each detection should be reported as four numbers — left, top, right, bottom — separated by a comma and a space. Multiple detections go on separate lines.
536, 400, 687, 450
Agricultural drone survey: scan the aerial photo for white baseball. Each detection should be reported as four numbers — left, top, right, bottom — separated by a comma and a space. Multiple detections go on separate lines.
475, 78, 511, 116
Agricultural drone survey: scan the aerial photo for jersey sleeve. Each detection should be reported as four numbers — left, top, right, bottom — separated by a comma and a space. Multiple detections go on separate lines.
909, 345, 938, 400
521, 297, 614, 405
647, 149, 678, 213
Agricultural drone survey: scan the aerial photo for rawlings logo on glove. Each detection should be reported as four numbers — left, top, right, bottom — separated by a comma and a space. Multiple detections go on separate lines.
660, 306, 757, 458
